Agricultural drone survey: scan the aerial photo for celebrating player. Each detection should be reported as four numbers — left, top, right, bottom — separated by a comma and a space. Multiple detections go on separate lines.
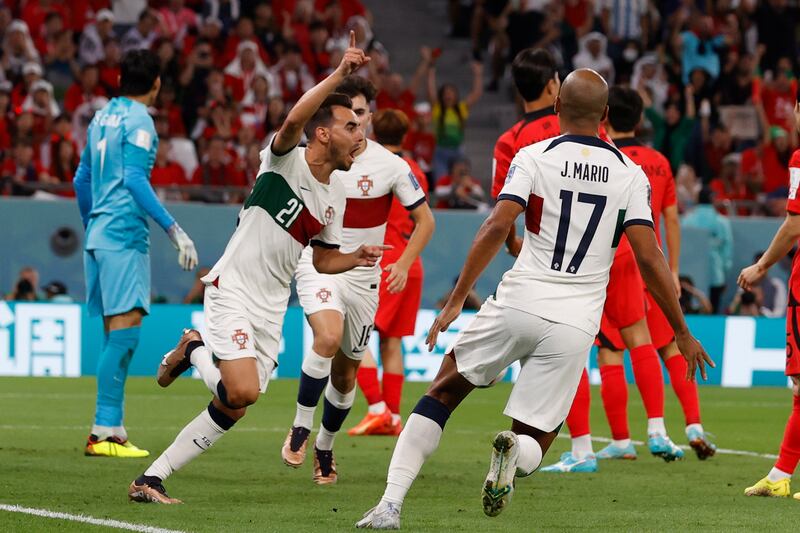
282, 77, 435, 484
348, 109, 431, 437
74, 50, 198, 458
542, 87, 714, 473
356, 69, 713, 529
740, 102, 800, 500
128, 33, 386, 504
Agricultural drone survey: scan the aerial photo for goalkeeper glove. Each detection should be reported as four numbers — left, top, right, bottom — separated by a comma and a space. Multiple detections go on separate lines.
167, 223, 198, 271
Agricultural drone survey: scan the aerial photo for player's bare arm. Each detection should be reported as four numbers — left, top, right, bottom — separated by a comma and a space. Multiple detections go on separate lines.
312, 244, 392, 274
426, 200, 523, 350
272, 30, 370, 155
626, 224, 714, 381
738, 212, 800, 291
385, 203, 435, 293
663, 204, 681, 295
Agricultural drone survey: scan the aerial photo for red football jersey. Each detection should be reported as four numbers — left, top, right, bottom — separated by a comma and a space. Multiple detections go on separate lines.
491, 108, 560, 198
786, 149, 800, 302
382, 156, 429, 268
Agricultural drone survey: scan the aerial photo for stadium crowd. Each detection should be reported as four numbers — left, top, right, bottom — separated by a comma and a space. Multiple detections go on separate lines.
0, 0, 796, 216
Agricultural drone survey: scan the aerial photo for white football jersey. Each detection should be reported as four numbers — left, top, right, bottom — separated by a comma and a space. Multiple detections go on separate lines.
495, 134, 653, 335
298, 139, 426, 282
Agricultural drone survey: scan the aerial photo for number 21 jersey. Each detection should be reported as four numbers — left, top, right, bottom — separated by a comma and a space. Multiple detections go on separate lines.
496, 134, 653, 335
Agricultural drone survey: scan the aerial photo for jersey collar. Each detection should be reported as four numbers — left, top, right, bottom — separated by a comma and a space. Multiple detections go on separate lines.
613, 137, 643, 148
521, 107, 556, 123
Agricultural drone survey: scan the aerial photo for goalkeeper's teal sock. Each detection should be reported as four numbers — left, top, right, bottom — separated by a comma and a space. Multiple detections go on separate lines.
94, 327, 139, 428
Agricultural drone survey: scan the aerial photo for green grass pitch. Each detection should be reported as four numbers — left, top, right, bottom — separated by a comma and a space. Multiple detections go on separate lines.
0, 376, 798, 531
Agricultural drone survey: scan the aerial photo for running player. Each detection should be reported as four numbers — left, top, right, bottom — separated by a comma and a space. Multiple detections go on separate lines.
128, 34, 385, 504
356, 70, 713, 529
741, 102, 800, 500
348, 109, 430, 437
282, 78, 435, 484
74, 50, 198, 458
541, 87, 712, 473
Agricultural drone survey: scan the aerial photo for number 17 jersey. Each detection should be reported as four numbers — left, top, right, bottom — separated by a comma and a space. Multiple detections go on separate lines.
495, 134, 653, 336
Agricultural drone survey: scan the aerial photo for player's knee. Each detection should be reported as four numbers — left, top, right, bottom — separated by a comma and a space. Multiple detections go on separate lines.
313, 330, 342, 356
224, 384, 260, 408
329, 371, 355, 394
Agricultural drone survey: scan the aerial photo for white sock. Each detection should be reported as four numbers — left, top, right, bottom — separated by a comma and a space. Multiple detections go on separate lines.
144, 407, 229, 481
611, 438, 631, 448
112, 425, 128, 441
515, 434, 543, 476
768, 467, 792, 482
391, 413, 401, 424
571, 434, 594, 459
302, 350, 333, 378
314, 383, 356, 451
368, 401, 387, 414
382, 413, 443, 507
190, 345, 221, 395
293, 404, 316, 430
647, 417, 666, 436
91, 424, 114, 440
685, 423, 704, 437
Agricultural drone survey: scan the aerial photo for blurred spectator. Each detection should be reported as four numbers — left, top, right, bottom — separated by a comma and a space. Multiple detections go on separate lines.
43, 280, 72, 303
3, 20, 40, 80
572, 32, 614, 84
151, 137, 188, 189
272, 44, 315, 105
676, 15, 727, 84
645, 85, 696, 172
403, 102, 436, 176
50, 137, 78, 189
1, 139, 49, 195
44, 30, 79, 98
740, 126, 794, 195
6, 266, 40, 300
755, 0, 798, 72
159, 0, 199, 47
679, 275, 713, 315
758, 56, 797, 130
750, 251, 787, 318
190, 135, 246, 202
710, 152, 754, 215
437, 276, 482, 311
434, 158, 487, 210
98, 40, 122, 94
728, 289, 763, 317
632, 53, 668, 112
64, 64, 106, 114
78, 9, 115, 66
682, 188, 734, 313
676, 163, 701, 213
428, 57, 483, 181
225, 40, 278, 102
375, 48, 432, 121
121, 9, 160, 54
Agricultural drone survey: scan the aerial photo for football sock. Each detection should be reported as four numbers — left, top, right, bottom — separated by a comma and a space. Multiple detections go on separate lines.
774, 395, 800, 475
357, 366, 383, 407
630, 344, 664, 420
665, 355, 702, 425
294, 351, 332, 430
188, 343, 220, 394
515, 434, 543, 476
316, 383, 356, 451
565, 369, 591, 438
112, 425, 128, 441
611, 438, 632, 448
144, 402, 235, 481
91, 425, 114, 441
382, 396, 450, 507
647, 417, 666, 436
94, 327, 139, 427
685, 423, 705, 437
600, 364, 629, 440
768, 467, 792, 482
383, 372, 404, 415
368, 401, 388, 415
571, 434, 594, 460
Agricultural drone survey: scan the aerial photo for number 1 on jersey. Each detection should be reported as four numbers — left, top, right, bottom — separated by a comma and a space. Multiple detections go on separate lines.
552, 190, 606, 274
97, 138, 107, 176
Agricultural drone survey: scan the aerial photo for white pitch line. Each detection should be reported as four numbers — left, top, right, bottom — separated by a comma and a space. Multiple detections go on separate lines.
556, 434, 779, 460
0, 504, 186, 533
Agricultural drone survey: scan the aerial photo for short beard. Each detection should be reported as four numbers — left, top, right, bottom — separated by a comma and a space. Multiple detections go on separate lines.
330, 144, 352, 171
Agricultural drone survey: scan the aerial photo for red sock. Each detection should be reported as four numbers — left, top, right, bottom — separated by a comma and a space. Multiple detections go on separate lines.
776, 395, 800, 474
630, 344, 664, 419
566, 369, 591, 438
382, 372, 404, 414
356, 366, 382, 406
665, 355, 701, 425
600, 365, 629, 440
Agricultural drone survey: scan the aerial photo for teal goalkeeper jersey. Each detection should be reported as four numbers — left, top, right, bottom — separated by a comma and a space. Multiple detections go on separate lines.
83, 97, 158, 253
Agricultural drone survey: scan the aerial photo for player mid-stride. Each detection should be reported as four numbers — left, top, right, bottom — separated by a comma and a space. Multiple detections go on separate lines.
128, 32, 386, 504
282, 77, 434, 484
74, 49, 198, 458
741, 103, 800, 501
356, 69, 713, 529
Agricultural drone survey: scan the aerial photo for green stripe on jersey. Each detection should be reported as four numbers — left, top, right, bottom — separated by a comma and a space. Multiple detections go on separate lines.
245, 172, 323, 245
611, 209, 626, 248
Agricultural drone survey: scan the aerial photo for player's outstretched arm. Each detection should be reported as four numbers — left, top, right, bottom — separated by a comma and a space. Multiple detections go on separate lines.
312, 244, 391, 274
385, 203, 435, 293
426, 200, 522, 350
627, 224, 714, 381
272, 30, 370, 155
738, 212, 800, 291
73, 145, 92, 228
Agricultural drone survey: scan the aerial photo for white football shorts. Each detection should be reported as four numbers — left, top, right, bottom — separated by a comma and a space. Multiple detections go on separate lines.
452, 296, 593, 432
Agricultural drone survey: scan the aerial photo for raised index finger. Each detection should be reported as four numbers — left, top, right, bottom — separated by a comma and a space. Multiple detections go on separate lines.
349, 30, 356, 48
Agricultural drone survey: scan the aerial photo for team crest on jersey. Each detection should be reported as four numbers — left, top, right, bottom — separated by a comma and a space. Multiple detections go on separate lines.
407, 171, 421, 190
581, 148, 590, 158
358, 175, 373, 196
325, 206, 334, 223
790, 169, 800, 200
316, 288, 332, 303
505, 165, 516, 184
231, 329, 249, 350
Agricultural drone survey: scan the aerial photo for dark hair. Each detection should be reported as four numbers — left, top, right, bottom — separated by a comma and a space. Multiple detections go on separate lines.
741, 291, 757, 305
373, 109, 409, 145
138, 8, 155, 23
335, 75, 377, 104
607, 86, 643, 133
511, 48, 557, 102
120, 49, 160, 96
698, 187, 714, 205
304, 93, 353, 139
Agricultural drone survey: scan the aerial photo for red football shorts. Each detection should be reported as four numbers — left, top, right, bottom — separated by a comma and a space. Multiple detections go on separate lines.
375, 265, 423, 338
786, 305, 800, 376
645, 290, 674, 350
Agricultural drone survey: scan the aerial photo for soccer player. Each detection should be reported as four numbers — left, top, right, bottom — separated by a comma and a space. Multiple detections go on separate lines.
491, 48, 560, 257
740, 102, 800, 500
348, 109, 431, 437
542, 87, 714, 473
282, 78, 435, 484
356, 69, 713, 529
74, 49, 199, 458
128, 33, 386, 504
